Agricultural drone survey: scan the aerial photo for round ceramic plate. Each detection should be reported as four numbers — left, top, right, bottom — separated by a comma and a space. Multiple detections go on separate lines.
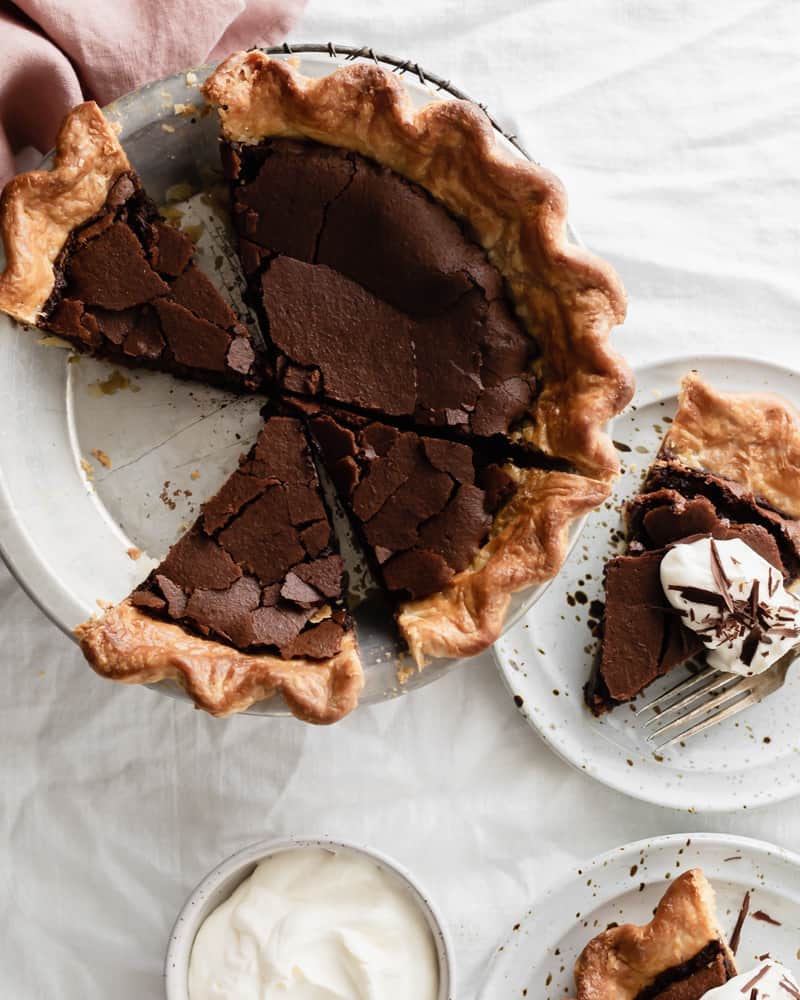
0, 49, 584, 715
494, 354, 800, 811
479, 832, 800, 999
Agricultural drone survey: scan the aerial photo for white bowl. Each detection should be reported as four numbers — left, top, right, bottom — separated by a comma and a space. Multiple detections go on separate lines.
164, 836, 455, 999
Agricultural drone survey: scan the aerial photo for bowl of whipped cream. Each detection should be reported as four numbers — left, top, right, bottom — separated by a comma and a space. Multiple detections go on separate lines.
164, 836, 453, 1000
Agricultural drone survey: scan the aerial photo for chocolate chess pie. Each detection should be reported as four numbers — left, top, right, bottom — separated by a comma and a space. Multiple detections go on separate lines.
0, 53, 633, 718
572, 870, 736, 1000
588, 373, 800, 714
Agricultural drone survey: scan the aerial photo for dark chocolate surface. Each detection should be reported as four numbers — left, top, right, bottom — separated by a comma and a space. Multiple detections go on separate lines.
306, 406, 516, 601
44, 172, 261, 389
131, 416, 348, 659
587, 485, 789, 714
643, 462, 800, 577
226, 138, 536, 435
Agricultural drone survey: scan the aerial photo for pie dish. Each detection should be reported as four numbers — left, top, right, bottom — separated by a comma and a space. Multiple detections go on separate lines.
0, 52, 633, 719
587, 372, 800, 714
572, 869, 736, 999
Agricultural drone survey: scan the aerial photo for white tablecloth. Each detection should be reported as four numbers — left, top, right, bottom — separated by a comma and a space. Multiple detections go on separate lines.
3, 1, 799, 996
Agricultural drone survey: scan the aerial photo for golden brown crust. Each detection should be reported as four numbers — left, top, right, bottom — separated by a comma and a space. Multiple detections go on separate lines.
74, 599, 364, 724
397, 468, 609, 664
572, 870, 735, 1000
0, 102, 130, 324
663, 372, 800, 520
202, 52, 633, 482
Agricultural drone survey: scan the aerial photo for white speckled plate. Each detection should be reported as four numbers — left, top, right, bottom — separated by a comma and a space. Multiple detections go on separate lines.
479, 832, 800, 1000
494, 355, 800, 811
0, 52, 585, 716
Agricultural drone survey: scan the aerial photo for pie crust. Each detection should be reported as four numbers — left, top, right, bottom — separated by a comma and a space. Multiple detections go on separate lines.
571, 869, 735, 1000
202, 51, 633, 482
0, 102, 130, 324
75, 599, 364, 723
398, 468, 609, 664
660, 372, 800, 519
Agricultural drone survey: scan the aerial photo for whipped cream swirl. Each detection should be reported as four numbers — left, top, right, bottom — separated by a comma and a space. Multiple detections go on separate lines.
704, 959, 800, 998
660, 536, 800, 675
188, 847, 439, 1000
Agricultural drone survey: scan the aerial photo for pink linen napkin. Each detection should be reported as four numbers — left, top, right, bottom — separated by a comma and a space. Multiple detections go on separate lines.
0, 0, 306, 185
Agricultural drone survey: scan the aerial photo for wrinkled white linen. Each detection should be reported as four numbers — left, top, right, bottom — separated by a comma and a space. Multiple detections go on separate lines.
2, 1, 800, 996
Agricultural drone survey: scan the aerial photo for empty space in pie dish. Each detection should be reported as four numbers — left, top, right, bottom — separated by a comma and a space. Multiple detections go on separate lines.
0, 53, 589, 716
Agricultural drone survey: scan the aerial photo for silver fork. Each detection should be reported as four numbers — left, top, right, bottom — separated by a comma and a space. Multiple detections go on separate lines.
636, 648, 798, 749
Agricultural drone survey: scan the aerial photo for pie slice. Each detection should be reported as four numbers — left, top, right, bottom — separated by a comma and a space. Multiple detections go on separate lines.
75, 414, 363, 722
304, 404, 518, 600
299, 401, 609, 661
587, 373, 800, 714
571, 869, 736, 999
0, 102, 262, 389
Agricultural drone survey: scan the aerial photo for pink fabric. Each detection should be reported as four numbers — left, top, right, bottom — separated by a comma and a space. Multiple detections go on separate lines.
0, 0, 306, 184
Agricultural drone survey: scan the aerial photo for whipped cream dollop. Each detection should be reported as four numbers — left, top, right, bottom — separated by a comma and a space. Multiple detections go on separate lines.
660, 536, 800, 675
704, 959, 800, 998
187, 847, 439, 1000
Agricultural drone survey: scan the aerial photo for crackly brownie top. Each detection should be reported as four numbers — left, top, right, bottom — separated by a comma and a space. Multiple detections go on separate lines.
131, 415, 347, 660
224, 138, 536, 434
43, 171, 260, 387
307, 408, 517, 600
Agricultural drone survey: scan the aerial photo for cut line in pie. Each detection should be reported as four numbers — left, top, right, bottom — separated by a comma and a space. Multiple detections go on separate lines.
0, 52, 633, 723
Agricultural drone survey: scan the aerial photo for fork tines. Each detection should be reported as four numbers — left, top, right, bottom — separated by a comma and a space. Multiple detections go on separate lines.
637, 667, 756, 749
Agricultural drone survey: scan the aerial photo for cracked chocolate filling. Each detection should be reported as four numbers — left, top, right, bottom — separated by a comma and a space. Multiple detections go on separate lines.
42, 171, 262, 389
305, 404, 517, 601
586, 485, 792, 715
130, 415, 349, 660
223, 138, 538, 436
632, 939, 734, 1000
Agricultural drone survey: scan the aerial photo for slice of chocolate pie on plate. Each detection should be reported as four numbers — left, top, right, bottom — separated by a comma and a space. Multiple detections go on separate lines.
571, 869, 737, 999
588, 373, 800, 714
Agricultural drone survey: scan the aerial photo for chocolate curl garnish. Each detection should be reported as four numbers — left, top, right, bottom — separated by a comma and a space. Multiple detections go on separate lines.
729, 890, 750, 954
740, 624, 763, 667
668, 584, 727, 608
781, 977, 800, 998
742, 965, 771, 993
709, 537, 734, 612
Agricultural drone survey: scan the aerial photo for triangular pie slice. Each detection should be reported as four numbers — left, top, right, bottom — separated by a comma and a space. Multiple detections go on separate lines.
571, 869, 736, 999
0, 102, 262, 389
202, 51, 633, 481
587, 373, 800, 714
76, 413, 363, 722
300, 400, 609, 662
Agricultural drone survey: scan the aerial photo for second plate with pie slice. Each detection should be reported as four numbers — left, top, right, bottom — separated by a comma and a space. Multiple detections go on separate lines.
494, 354, 800, 811
479, 832, 800, 999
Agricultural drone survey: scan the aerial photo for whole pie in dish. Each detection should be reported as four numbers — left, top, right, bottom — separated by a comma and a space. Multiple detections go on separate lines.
572, 869, 736, 999
587, 373, 800, 714
0, 52, 633, 720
